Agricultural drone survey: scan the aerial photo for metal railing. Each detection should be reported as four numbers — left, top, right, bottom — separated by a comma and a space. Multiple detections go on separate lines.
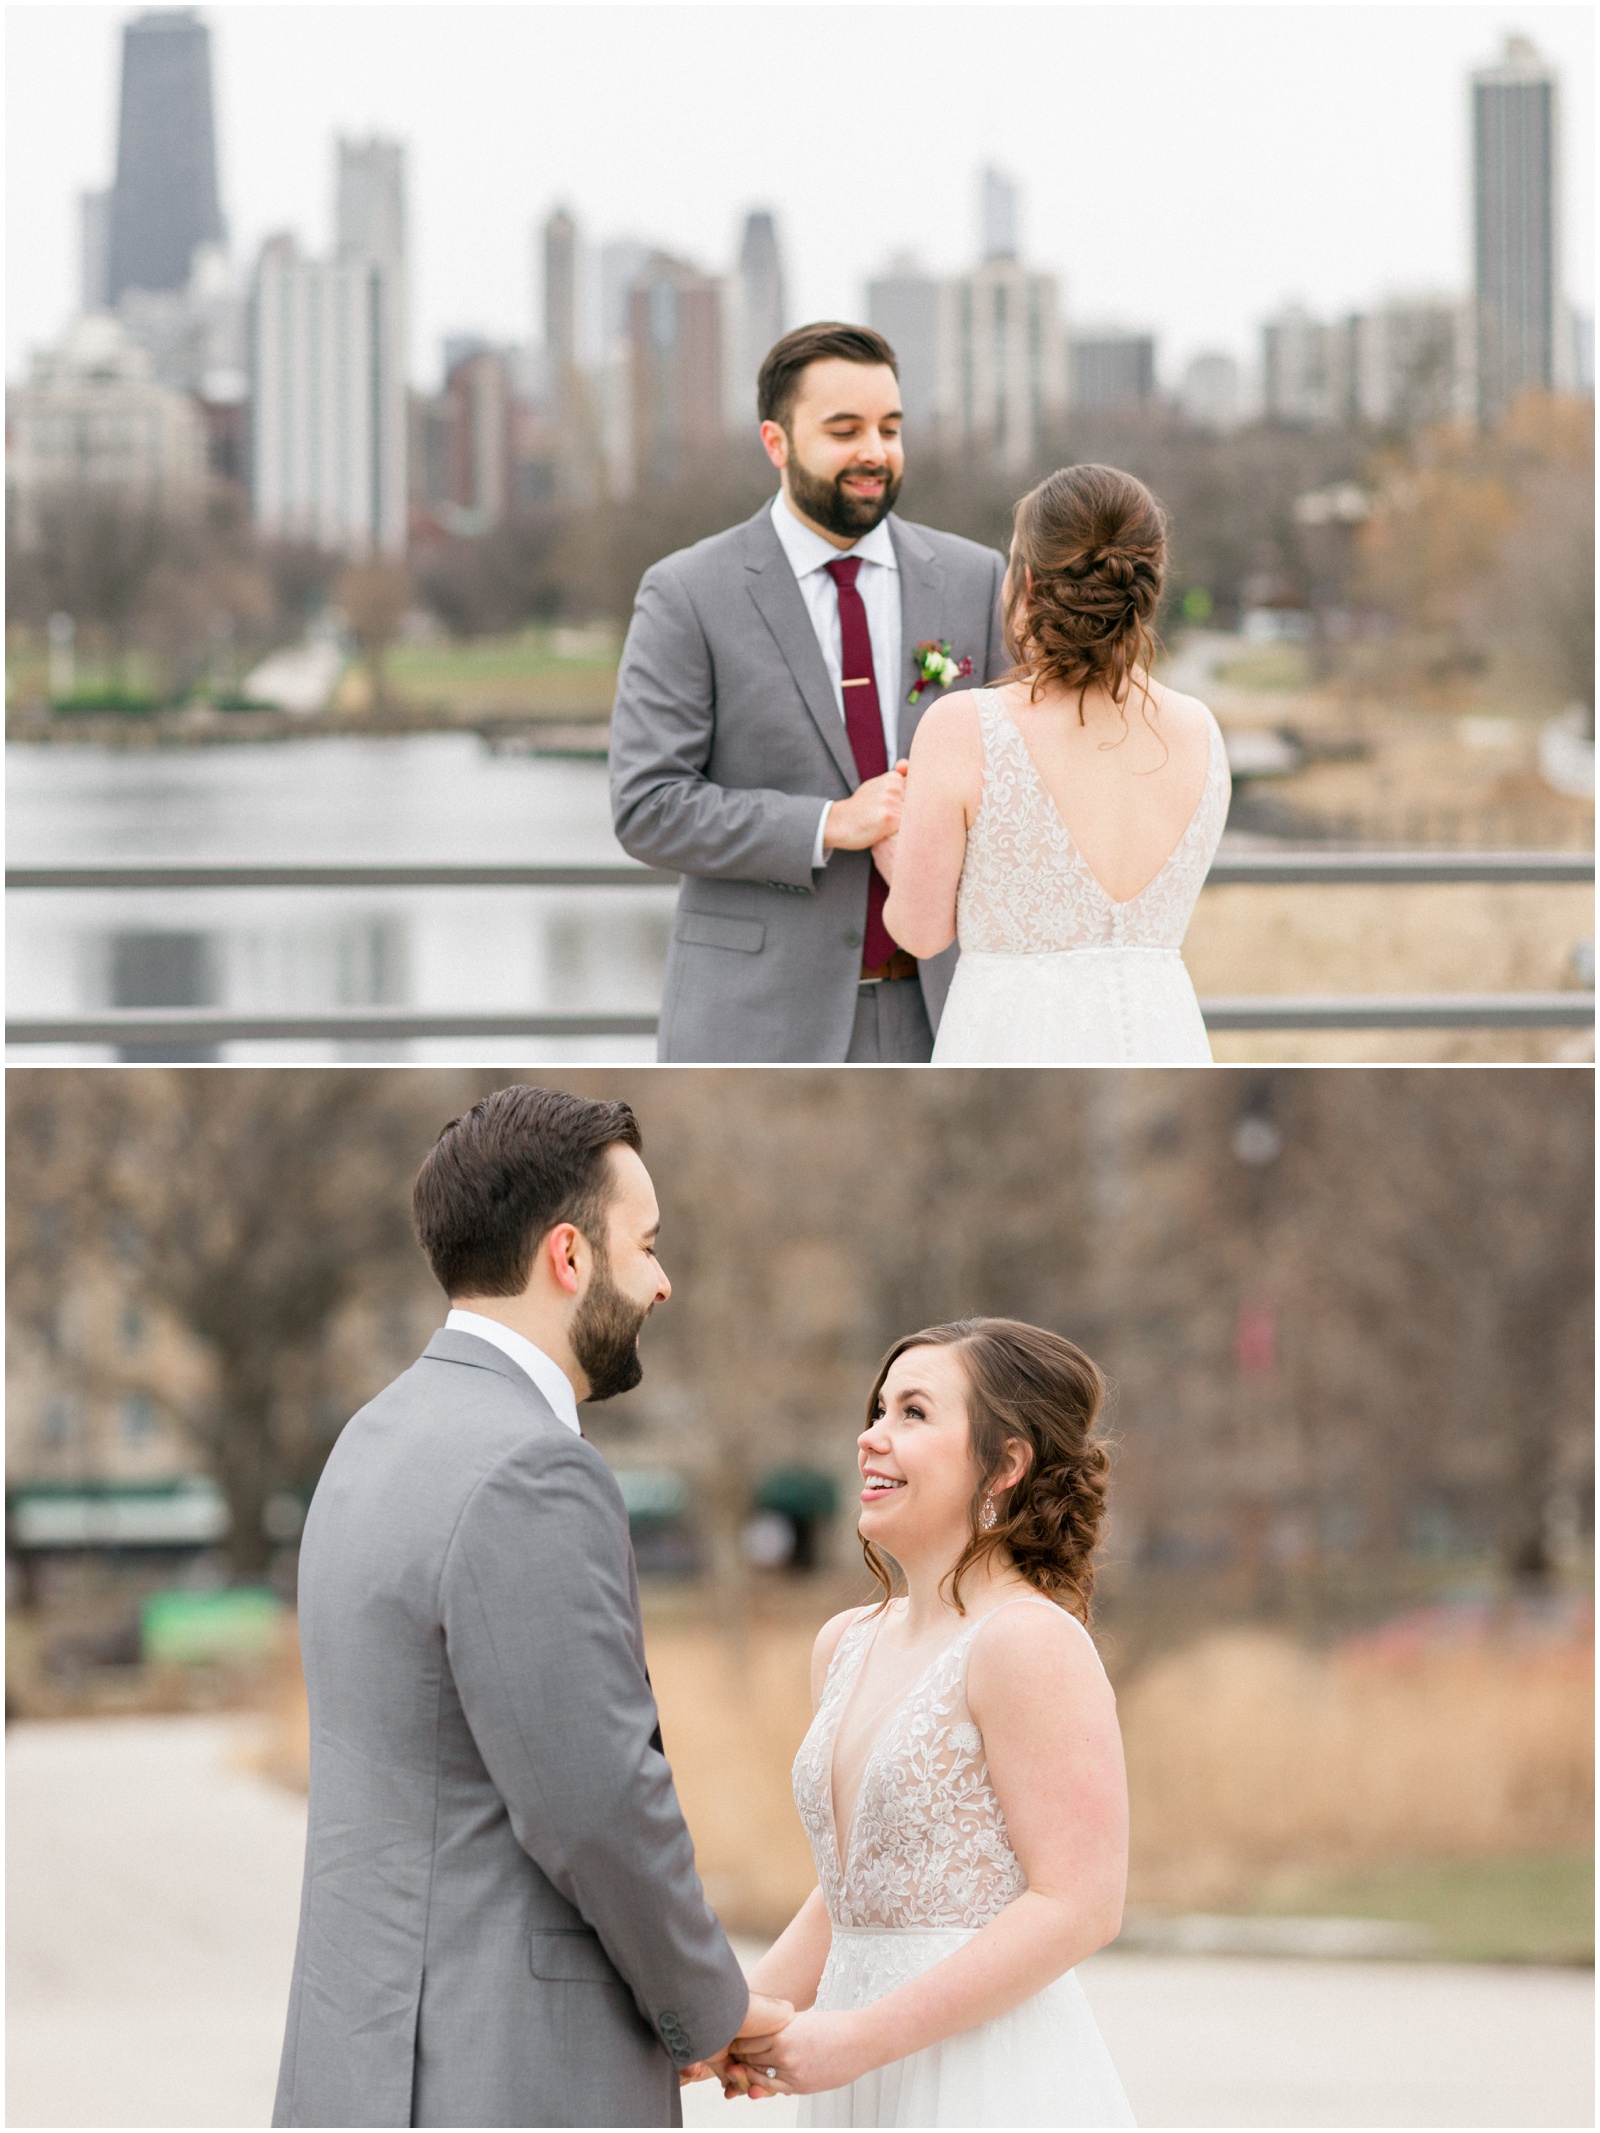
6, 852, 1593, 1045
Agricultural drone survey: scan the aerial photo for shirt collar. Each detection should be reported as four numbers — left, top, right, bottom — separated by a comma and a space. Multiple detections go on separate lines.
444, 1309, 583, 1436
770, 490, 898, 580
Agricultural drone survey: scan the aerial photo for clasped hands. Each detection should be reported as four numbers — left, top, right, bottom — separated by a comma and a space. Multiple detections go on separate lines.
681, 1995, 875, 2102
822, 762, 907, 885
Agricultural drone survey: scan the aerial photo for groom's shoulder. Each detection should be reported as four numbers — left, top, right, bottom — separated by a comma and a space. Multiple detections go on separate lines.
640, 505, 773, 594
892, 516, 1006, 581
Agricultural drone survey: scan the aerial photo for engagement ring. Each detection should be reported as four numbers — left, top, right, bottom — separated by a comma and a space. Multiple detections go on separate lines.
765, 2068, 777, 2079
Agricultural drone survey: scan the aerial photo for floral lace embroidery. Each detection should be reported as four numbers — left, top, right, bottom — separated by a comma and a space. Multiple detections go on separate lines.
792, 1598, 1065, 1931
955, 689, 1231, 955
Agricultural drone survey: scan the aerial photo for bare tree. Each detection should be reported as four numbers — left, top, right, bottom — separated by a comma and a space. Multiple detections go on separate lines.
334, 557, 413, 710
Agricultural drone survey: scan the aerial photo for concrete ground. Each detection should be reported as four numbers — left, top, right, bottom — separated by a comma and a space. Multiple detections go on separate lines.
7, 1715, 1593, 2130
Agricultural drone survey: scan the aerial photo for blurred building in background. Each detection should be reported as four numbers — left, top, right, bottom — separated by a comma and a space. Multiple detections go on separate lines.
1473, 34, 1565, 423
249, 137, 409, 554
5, 312, 207, 545
104, 8, 225, 308
1069, 332, 1159, 414
626, 254, 725, 490
1178, 351, 1242, 432
1352, 296, 1476, 430
724, 209, 787, 430
866, 171, 1063, 471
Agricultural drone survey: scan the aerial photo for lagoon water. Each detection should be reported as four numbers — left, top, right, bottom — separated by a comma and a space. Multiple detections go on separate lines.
6, 734, 673, 1062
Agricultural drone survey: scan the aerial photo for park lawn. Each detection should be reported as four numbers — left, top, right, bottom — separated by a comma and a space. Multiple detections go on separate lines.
385, 626, 619, 716
1252, 1852, 1595, 1964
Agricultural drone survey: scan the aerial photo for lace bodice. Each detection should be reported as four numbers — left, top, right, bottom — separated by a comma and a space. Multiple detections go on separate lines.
955, 689, 1231, 955
793, 1598, 1062, 1931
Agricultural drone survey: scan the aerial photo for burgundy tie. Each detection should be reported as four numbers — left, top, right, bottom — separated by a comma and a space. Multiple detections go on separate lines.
824, 556, 898, 971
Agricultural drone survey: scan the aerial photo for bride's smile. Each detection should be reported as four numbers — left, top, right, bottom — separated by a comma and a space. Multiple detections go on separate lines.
855, 1343, 1028, 1570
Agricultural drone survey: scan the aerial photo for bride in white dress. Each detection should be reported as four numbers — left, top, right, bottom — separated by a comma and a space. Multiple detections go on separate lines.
725, 1318, 1135, 2127
879, 464, 1229, 1063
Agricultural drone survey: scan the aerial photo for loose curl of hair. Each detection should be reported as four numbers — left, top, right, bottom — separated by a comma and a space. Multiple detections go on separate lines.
1003, 464, 1168, 744
860, 1317, 1112, 1625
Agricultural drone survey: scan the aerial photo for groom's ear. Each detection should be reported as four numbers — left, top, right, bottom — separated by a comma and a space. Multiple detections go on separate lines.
759, 419, 790, 472
541, 1220, 584, 1298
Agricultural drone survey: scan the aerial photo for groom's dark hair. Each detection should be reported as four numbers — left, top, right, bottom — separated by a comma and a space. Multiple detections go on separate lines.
412, 1084, 643, 1298
758, 322, 899, 430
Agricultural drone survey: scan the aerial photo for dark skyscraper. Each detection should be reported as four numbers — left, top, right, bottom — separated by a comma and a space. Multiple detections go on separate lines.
1472, 35, 1561, 423
106, 10, 224, 303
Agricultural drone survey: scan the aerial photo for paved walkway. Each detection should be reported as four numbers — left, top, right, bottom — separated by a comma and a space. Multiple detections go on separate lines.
7, 1716, 1593, 2128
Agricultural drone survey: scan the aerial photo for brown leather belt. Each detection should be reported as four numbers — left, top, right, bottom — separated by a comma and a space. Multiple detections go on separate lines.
860, 948, 920, 984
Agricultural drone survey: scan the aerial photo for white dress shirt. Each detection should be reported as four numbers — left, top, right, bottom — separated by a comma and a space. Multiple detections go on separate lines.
768, 492, 902, 869
444, 1308, 582, 1436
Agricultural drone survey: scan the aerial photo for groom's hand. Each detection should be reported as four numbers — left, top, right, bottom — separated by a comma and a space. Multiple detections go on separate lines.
823, 764, 908, 852
692, 1991, 795, 2099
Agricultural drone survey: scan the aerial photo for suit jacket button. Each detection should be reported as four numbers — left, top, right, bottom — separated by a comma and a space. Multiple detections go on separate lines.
843, 929, 863, 948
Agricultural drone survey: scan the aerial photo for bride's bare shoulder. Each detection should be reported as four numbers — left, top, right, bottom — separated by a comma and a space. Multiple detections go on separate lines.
967, 1599, 1113, 1712
908, 688, 984, 757
1144, 677, 1214, 742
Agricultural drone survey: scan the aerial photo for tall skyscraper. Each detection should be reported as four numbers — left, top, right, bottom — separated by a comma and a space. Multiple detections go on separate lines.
951, 257, 1063, 472
724, 209, 786, 426
628, 255, 723, 489
867, 257, 947, 428
105, 9, 225, 303
79, 190, 111, 311
251, 138, 409, 553
543, 206, 580, 372
1472, 35, 1561, 423
1069, 334, 1158, 413
979, 167, 1020, 263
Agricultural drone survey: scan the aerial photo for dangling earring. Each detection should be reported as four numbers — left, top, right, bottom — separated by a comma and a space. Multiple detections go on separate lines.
981, 1497, 998, 1531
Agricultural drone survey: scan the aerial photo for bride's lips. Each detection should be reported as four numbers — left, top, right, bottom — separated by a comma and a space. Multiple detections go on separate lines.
860, 1468, 906, 1504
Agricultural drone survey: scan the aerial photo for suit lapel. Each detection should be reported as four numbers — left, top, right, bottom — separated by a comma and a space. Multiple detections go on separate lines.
891, 517, 949, 755
741, 509, 859, 791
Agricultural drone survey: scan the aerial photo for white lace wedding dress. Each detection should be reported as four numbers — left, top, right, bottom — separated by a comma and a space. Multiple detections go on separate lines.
932, 688, 1230, 1063
791, 1597, 1135, 2128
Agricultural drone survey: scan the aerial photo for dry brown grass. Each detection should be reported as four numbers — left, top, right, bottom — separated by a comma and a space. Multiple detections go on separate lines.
254, 1613, 1593, 1933
1120, 1629, 1595, 1908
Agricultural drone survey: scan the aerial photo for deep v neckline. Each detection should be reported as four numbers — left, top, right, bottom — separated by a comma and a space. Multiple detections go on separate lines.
828, 1608, 973, 1880
991, 690, 1217, 910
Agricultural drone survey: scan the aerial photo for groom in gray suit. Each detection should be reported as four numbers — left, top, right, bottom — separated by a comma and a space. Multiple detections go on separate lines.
274, 1085, 787, 2127
610, 322, 1008, 1062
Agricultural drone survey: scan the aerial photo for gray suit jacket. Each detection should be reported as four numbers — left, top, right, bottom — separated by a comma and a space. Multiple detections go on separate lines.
609, 503, 1008, 1061
273, 1330, 748, 2129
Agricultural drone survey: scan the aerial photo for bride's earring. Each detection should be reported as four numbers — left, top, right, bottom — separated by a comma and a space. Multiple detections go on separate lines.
981, 1496, 998, 1531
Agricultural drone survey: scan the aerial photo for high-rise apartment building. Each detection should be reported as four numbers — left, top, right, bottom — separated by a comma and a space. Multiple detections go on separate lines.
1353, 298, 1475, 430
251, 138, 409, 554
1262, 304, 1356, 427
6, 313, 207, 544
1179, 352, 1241, 431
543, 207, 580, 374
979, 167, 1020, 263
867, 175, 1060, 470
950, 257, 1063, 472
866, 258, 946, 429
1472, 35, 1562, 422
1069, 334, 1157, 413
80, 191, 111, 311
627, 255, 723, 489
725, 210, 786, 427
105, 9, 225, 304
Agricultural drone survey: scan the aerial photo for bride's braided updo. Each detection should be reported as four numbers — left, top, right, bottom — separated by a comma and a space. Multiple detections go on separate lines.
861, 1318, 1112, 1625
1004, 464, 1168, 723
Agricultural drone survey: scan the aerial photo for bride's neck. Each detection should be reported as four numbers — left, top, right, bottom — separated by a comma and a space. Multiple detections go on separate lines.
897, 1543, 1026, 1637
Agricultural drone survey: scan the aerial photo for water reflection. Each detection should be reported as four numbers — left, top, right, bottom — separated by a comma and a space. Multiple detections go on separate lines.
6, 737, 674, 1062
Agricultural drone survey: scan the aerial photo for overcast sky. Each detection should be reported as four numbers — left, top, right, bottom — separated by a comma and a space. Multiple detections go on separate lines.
7, 2, 1595, 389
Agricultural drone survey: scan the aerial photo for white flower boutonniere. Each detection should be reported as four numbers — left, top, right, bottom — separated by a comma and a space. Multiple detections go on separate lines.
907, 639, 974, 706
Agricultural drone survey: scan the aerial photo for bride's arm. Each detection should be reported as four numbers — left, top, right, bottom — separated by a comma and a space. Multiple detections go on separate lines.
736, 1604, 1127, 2094
881, 694, 983, 958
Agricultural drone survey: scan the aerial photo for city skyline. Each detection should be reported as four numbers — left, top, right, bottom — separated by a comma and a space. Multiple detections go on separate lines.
7, 4, 1594, 391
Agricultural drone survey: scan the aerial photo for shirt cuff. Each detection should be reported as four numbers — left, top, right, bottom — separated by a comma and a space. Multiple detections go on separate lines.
812, 802, 833, 871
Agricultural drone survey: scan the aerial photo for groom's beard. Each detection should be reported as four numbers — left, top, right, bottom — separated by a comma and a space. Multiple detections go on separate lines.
571, 1253, 649, 1402
785, 446, 902, 540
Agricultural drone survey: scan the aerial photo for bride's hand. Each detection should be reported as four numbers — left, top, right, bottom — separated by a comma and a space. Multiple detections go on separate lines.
871, 832, 898, 884
732, 2009, 877, 2096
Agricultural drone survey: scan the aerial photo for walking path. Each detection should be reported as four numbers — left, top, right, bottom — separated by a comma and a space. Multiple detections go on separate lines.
7, 1716, 1592, 2128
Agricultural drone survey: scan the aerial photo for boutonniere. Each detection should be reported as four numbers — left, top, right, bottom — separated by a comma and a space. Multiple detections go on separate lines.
907, 640, 973, 705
